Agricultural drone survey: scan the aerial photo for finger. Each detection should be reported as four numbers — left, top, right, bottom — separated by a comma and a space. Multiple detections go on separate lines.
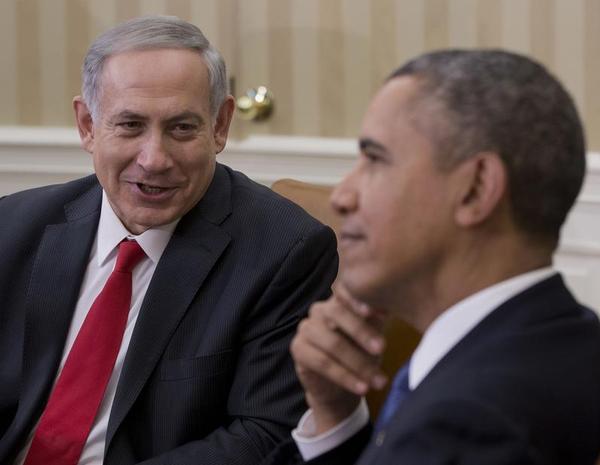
293, 316, 388, 390
294, 347, 369, 396
311, 301, 341, 332
318, 298, 386, 356
334, 283, 388, 327
333, 282, 371, 317
292, 332, 374, 395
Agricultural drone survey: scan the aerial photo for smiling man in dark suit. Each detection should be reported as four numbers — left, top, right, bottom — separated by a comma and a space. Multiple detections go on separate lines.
0, 16, 337, 465
264, 50, 600, 465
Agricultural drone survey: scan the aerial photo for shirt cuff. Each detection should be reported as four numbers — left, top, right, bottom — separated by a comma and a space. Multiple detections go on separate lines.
291, 398, 369, 461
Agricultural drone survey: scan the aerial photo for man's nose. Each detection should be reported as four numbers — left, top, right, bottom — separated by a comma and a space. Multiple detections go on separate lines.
137, 132, 174, 172
330, 171, 358, 216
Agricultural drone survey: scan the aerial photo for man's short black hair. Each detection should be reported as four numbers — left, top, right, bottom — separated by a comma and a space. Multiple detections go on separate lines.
390, 49, 585, 245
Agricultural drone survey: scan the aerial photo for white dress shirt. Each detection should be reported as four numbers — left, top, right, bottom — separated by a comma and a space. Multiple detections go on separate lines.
16, 192, 178, 465
293, 267, 556, 460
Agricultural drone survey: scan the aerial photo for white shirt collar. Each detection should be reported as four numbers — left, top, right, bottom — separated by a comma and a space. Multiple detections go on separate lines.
409, 267, 556, 390
97, 191, 179, 265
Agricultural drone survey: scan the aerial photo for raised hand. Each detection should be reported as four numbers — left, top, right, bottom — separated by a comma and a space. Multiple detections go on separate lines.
291, 283, 388, 434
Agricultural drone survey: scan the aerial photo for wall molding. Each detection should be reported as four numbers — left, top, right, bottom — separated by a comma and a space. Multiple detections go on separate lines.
0, 126, 357, 186
1, 126, 600, 311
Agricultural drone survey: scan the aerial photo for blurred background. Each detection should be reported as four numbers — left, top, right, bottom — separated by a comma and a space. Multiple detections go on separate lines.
1, 0, 599, 143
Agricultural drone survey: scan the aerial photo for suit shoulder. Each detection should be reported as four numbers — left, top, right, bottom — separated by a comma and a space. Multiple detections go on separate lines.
226, 167, 329, 235
0, 175, 99, 223
401, 283, 600, 464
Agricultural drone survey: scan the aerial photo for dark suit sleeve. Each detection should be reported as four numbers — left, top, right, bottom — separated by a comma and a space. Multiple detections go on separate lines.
137, 225, 338, 465
262, 425, 372, 465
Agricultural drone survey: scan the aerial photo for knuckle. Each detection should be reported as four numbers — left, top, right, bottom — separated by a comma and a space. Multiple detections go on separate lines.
322, 332, 343, 353
294, 363, 308, 377
297, 318, 309, 333
313, 352, 333, 372
309, 301, 326, 317
290, 333, 306, 358
296, 318, 317, 339
290, 335, 300, 354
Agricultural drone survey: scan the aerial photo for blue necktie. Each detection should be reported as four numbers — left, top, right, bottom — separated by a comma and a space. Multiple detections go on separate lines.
374, 360, 411, 431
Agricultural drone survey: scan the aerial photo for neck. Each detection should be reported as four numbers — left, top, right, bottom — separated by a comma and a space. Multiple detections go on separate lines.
392, 233, 553, 333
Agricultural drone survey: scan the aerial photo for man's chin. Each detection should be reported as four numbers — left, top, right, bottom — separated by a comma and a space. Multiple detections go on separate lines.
120, 212, 176, 235
339, 271, 378, 305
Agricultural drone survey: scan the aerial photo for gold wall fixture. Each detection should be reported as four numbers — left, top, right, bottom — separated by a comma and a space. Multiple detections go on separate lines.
236, 86, 274, 121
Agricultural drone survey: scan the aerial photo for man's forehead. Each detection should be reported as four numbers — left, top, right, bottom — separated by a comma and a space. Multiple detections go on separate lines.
374, 77, 422, 112
94, 48, 211, 117
361, 77, 422, 133
101, 48, 209, 88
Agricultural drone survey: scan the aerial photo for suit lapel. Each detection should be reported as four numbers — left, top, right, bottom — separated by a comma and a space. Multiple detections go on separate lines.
106, 164, 233, 445
16, 184, 101, 435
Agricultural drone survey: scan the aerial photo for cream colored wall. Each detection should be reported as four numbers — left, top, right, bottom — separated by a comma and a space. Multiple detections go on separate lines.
0, 0, 236, 126
1, 0, 600, 147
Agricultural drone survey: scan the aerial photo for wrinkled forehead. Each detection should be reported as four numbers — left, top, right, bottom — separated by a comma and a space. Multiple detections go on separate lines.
96, 49, 212, 117
101, 48, 209, 91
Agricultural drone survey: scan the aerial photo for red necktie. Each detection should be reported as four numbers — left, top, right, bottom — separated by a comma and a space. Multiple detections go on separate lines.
24, 240, 145, 465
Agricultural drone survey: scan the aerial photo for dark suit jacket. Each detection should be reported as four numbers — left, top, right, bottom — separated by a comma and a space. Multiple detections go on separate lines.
0, 163, 338, 465
264, 275, 600, 465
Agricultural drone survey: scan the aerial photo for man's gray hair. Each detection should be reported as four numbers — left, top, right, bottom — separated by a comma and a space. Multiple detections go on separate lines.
390, 49, 586, 245
82, 15, 228, 120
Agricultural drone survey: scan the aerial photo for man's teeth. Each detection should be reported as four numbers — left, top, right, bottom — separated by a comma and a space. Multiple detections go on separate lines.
138, 183, 165, 194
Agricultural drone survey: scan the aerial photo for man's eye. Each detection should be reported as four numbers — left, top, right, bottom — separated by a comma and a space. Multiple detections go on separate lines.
171, 123, 198, 139
363, 151, 380, 163
117, 121, 143, 130
173, 123, 196, 132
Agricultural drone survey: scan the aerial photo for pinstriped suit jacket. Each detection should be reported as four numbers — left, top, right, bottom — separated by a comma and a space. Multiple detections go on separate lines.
0, 163, 338, 465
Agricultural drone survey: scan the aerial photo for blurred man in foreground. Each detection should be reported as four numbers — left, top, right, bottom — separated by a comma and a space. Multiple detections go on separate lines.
265, 49, 600, 464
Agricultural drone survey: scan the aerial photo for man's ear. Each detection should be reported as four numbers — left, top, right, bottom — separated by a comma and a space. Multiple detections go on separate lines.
213, 95, 235, 154
453, 152, 507, 227
73, 96, 95, 154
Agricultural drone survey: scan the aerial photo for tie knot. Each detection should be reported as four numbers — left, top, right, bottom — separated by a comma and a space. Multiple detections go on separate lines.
115, 240, 145, 273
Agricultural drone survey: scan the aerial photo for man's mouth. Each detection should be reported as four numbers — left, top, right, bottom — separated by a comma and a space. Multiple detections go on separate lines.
340, 228, 363, 239
339, 231, 365, 243
136, 183, 171, 195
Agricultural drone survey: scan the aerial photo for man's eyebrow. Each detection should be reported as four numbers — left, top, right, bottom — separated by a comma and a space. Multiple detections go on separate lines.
359, 137, 388, 154
165, 111, 203, 125
110, 111, 204, 125
111, 110, 147, 121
